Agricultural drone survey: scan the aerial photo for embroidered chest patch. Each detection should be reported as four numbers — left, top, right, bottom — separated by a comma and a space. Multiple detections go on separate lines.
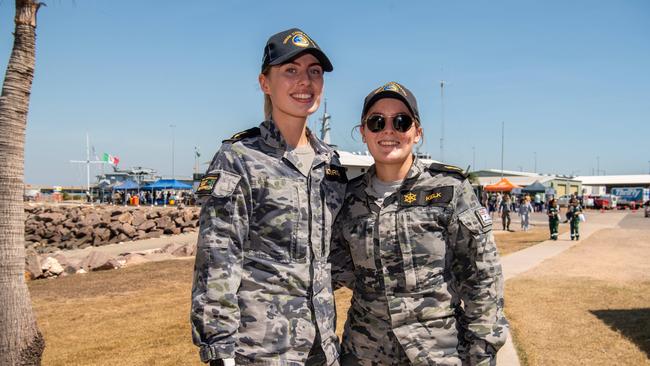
324, 164, 348, 183
400, 186, 453, 207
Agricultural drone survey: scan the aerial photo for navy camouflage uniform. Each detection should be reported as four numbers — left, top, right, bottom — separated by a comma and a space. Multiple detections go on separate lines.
330, 159, 508, 366
191, 120, 347, 365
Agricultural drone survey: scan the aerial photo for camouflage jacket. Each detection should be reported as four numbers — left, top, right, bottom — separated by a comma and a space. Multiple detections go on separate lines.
191, 120, 347, 365
330, 159, 508, 366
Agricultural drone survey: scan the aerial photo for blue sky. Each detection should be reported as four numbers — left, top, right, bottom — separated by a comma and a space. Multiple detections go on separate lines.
1, 0, 648, 185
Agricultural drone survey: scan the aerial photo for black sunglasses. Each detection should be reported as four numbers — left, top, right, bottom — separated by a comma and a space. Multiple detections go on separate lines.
364, 113, 415, 133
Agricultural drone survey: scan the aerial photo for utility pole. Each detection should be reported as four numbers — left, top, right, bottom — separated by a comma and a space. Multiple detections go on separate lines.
534, 151, 537, 173
500, 121, 505, 178
319, 99, 331, 145
596, 156, 600, 176
472, 145, 476, 171
170, 124, 176, 179
439, 80, 445, 162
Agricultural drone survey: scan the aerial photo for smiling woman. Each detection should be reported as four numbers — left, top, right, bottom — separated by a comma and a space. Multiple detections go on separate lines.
330, 81, 509, 365
190, 28, 347, 366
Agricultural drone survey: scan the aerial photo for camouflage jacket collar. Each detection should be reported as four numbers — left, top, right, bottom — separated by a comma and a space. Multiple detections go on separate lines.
260, 119, 334, 158
363, 156, 426, 199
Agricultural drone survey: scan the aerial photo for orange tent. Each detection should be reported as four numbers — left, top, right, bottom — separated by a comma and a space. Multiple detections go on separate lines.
483, 178, 521, 192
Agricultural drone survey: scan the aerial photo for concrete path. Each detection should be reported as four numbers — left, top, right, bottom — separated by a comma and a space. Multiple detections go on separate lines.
496, 210, 628, 366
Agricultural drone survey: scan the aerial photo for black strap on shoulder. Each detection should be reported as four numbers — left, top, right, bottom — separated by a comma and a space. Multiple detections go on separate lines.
427, 162, 468, 179
222, 127, 261, 143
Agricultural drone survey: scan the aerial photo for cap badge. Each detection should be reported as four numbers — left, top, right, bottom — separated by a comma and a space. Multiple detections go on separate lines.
375, 82, 406, 96
283, 32, 310, 48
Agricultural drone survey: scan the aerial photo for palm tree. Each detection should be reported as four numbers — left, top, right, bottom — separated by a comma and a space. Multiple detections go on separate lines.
0, 1, 45, 364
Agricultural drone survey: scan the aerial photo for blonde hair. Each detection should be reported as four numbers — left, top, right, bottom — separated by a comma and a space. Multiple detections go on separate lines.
261, 66, 272, 121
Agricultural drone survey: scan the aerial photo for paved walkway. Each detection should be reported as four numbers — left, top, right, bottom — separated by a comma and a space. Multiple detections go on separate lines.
496, 210, 628, 366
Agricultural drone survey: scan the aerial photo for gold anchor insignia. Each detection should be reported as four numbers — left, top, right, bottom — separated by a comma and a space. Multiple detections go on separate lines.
404, 192, 417, 204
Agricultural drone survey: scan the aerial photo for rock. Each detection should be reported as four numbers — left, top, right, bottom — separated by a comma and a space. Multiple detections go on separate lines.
24, 249, 42, 279
117, 212, 133, 224
79, 251, 117, 271
171, 243, 196, 257
137, 220, 155, 232
146, 229, 164, 239
122, 254, 151, 267
164, 227, 181, 235
36, 212, 65, 224
155, 216, 173, 230
162, 243, 184, 254
41, 257, 64, 275
76, 268, 87, 274
120, 223, 136, 236
132, 212, 146, 227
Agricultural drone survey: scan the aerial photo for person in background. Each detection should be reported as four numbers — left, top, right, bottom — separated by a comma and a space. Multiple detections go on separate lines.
568, 197, 583, 240
499, 194, 512, 231
330, 81, 508, 365
519, 195, 534, 231
548, 197, 560, 240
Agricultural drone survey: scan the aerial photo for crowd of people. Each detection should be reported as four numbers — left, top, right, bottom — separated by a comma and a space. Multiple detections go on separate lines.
481, 191, 585, 239
107, 190, 194, 206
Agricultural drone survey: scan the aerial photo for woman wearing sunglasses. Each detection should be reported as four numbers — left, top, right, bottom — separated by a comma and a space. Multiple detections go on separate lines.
331, 82, 508, 365
191, 28, 347, 366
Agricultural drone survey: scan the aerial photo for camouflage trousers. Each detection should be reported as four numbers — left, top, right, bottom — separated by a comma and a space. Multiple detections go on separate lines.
340, 331, 410, 366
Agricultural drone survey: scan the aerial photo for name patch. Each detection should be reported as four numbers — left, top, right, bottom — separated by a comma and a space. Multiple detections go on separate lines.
400, 186, 453, 207
325, 164, 348, 183
195, 174, 219, 196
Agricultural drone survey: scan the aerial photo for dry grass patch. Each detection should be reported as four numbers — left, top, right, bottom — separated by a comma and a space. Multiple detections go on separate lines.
30, 259, 201, 366
494, 226, 569, 256
506, 278, 650, 366
505, 228, 650, 366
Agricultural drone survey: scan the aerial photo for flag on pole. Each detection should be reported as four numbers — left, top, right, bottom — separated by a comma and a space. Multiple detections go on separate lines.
102, 153, 120, 166
194, 146, 200, 158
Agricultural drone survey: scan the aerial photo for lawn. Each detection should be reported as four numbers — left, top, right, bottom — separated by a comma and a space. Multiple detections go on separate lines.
28, 227, 579, 365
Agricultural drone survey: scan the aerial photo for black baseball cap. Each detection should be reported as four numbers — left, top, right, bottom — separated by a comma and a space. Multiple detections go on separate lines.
261, 28, 333, 72
362, 81, 420, 121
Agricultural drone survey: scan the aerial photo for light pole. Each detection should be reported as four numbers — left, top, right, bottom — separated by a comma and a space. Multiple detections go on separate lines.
500, 121, 504, 178
440, 80, 445, 162
170, 124, 176, 179
534, 151, 537, 173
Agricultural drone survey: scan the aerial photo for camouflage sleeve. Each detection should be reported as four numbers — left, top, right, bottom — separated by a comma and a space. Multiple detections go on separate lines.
329, 208, 355, 290
190, 147, 250, 362
452, 180, 509, 366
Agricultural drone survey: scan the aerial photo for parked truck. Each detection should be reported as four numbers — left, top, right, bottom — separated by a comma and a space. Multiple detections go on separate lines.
611, 187, 650, 209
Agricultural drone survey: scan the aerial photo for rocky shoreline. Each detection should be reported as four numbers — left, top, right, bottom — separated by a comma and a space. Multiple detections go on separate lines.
24, 204, 200, 253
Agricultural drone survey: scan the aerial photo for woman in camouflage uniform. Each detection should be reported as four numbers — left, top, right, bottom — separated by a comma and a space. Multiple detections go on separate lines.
191, 28, 347, 366
331, 82, 508, 366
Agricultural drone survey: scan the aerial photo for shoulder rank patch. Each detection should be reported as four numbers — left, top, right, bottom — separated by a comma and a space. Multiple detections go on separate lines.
399, 186, 453, 207
475, 207, 492, 228
325, 164, 348, 183
222, 127, 260, 143
195, 174, 219, 196
428, 162, 468, 179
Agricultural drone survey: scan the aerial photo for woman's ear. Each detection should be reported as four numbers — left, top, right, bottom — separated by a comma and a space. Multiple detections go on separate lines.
259, 73, 270, 95
360, 124, 367, 143
413, 125, 423, 144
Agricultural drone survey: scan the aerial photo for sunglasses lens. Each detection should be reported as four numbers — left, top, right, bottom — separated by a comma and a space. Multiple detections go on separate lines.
393, 114, 414, 132
365, 115, 385, 133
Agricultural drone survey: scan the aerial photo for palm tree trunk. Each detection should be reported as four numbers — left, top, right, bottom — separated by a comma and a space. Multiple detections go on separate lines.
0, 1, 45, 365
